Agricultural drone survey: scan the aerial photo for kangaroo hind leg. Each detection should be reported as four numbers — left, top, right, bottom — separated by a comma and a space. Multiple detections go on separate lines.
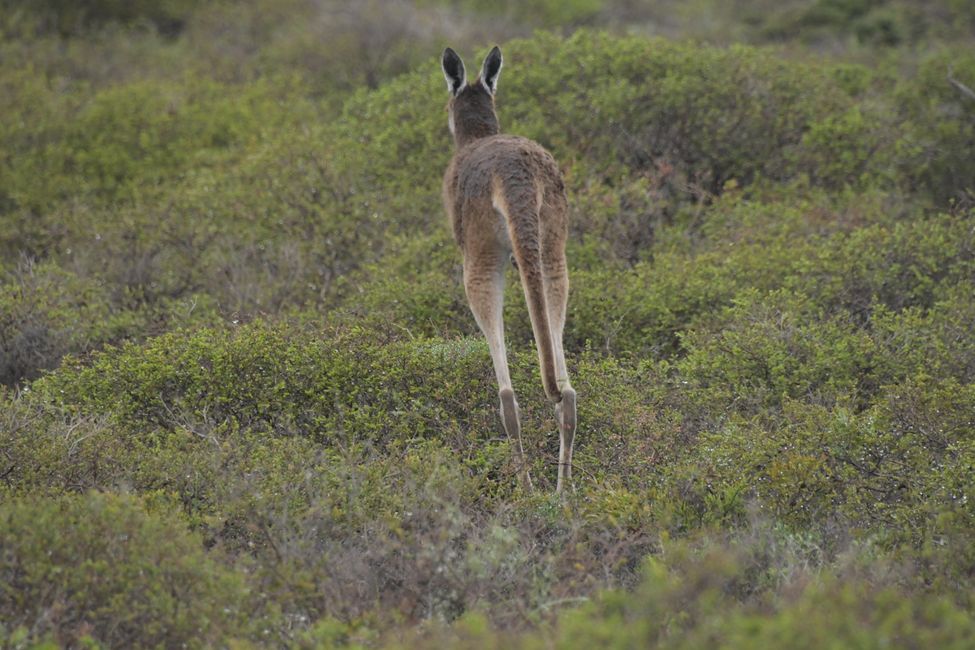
463, 244, 533, 491
540, 198, 576, 494
549, 269, 575, 494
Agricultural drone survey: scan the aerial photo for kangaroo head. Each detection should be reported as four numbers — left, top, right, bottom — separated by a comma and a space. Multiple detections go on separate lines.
441, 46, 502, 147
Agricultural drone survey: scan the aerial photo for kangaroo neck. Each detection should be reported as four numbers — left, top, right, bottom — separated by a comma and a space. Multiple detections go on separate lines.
453, 115, 500, 148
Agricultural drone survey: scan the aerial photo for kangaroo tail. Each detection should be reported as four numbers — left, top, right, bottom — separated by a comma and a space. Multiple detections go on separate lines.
493, 176, 561, 403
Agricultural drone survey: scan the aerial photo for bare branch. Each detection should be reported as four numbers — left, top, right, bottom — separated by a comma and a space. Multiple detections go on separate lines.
948, 66, 975, 103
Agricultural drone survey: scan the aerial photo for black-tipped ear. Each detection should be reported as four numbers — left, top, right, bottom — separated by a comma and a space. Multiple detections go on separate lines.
480, 46, 502, 95
442, 47, 466, 96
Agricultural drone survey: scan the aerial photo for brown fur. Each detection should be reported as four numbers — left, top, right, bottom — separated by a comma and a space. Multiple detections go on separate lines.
441, 46, 577, 493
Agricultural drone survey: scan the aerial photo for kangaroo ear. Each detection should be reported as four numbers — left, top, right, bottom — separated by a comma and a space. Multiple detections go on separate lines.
442, 47, 466, 96
480, 46, 502, 95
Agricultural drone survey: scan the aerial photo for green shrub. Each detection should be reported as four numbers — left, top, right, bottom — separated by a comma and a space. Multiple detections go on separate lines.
503, 32, 889, 193
384, 534, 975, 649
873, 284, 975, 383
7, 0, 202, 36
4, 362, 660, 639
22, 321, 662, 493
0, 257, 224, 386
0, 492, 247, 648
0, 260, 127, 386
4, 304, 973, 643
4, 29, 965, 340
894, 47, 975, 203
1, 74, 307, 215
677, 289, 880, 414
459, 0, 603, 26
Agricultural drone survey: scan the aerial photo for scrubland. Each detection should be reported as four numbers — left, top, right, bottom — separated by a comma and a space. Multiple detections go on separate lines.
1, 0, 974, 647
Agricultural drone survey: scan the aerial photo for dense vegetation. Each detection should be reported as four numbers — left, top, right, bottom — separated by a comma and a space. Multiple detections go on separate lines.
2, 0, 974, 647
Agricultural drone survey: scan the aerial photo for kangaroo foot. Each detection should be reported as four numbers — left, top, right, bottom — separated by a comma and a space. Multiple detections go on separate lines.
555, 387, 576, 495
499, 388, 533, 491
556, 387, 576, 436
499, 387, 520, 438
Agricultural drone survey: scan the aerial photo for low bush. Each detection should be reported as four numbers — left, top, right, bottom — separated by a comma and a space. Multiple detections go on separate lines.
381, 532, 975, 649
6, 0, 201, 37
894, 47, 975, 204
0, 492, 247, 648
3, 298, 973, 642
545, 548, 975, 650
0, 260, 124, 385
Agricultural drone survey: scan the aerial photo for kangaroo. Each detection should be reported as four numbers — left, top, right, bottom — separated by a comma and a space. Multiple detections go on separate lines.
440, 45, 577, 493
